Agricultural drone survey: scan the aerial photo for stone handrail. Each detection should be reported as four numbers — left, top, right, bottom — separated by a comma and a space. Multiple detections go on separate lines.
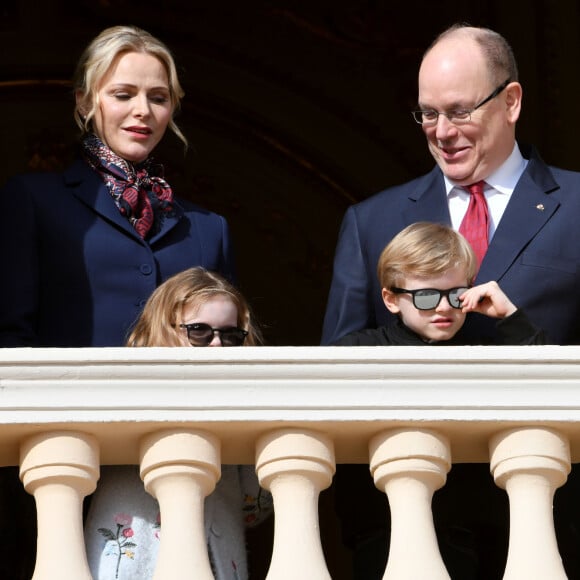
1, 345, 579, 579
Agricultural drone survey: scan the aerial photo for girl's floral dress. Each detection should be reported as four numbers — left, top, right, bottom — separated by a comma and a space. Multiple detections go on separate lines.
84, 465, 272, 580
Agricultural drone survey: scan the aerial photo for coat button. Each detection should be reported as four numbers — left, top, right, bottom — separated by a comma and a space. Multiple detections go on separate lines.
210, 523, 222, 537
140, 264, 153, 275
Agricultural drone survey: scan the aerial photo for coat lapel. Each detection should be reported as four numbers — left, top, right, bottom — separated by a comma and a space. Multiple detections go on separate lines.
148, 201, 185, 244
66, 160, 141, 238
477, 149, 560, 283
65, 159, 184, 243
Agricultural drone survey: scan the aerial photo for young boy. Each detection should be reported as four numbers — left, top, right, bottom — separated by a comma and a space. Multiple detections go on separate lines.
335, 221, 544, 346
333, 221, 545, 580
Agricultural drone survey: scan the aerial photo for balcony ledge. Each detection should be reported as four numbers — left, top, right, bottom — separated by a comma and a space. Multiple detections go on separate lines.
0, 345, 578, 465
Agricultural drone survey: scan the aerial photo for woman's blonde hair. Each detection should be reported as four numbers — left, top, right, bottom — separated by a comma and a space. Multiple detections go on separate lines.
127, 268, 262, 347
377, 222, 477, 289
73, 25, 187, 147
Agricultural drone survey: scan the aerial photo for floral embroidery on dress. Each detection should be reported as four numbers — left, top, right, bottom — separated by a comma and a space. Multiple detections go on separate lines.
98, 513, 138, 579
243, 487, 273, 527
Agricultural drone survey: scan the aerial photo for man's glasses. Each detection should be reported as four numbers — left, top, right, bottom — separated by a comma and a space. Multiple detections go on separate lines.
412, 78, 511, 126
391, 287, 470, 310
179, 323, 248, 347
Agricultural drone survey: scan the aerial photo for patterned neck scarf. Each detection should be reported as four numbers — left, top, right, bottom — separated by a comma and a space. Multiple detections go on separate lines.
81, 134, 174, 238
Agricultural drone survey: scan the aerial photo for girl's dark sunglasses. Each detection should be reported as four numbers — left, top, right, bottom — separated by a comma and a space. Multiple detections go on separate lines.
179, 323, 248, 346
390, 286, 470, 310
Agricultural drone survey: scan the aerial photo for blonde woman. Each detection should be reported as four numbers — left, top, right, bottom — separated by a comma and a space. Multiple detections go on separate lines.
0, 25, 233, 348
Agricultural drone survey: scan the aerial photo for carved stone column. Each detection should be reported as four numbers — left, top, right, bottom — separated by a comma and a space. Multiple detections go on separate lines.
256, 428, 335, 580
369, 428, 451, 580
140, 429, 221, 580
20, 431, 99, 580
490, 427, 570, 580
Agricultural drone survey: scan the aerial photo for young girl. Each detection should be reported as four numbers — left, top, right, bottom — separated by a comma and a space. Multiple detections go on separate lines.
127, 267, 261, 348
85, 267, 270, 580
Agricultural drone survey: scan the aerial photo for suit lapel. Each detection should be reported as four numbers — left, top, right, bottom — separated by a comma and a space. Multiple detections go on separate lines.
398, 154, 561, 285
477, 152, 560, 283
402, 168, 451, 225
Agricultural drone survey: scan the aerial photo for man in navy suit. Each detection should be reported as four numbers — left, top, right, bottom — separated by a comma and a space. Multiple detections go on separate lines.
323, 24, 580, 579
322, 24, 580, 347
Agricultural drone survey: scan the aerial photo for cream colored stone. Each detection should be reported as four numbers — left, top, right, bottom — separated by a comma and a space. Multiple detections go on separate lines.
1, 345, 580, 577
256, 428, 334, 580
490, 427, 570, 580
20, 431, 99, 580
140, 429, 221, 580
370, 428, 451, 580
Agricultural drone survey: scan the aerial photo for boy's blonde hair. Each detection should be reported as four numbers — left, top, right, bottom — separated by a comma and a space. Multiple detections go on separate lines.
127, 267, 261, 346
73, 25, 187, 147
377, 222, 477, 289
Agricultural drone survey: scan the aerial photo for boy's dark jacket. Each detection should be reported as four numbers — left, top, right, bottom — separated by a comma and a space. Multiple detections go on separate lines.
334, 308, 545, 346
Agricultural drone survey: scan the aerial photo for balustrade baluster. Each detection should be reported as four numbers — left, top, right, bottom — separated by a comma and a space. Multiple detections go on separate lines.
140, 429, 220, 580
20, 431, 99, 580
490, 427, 570, 580
256, 428, 334, 580
370, 428, 451, 580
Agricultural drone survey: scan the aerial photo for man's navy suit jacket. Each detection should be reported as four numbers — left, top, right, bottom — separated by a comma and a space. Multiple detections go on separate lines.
0, 159, 234, 347
322, 144, 580, 345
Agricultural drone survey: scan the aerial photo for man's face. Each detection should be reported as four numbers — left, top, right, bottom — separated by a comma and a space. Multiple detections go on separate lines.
417, 36, 521, 185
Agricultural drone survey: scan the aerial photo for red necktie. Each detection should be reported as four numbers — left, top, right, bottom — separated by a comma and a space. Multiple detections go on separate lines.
459, 180, 489, 267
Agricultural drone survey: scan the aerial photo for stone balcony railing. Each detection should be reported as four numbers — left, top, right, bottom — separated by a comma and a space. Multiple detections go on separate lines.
1, 345, 579, 579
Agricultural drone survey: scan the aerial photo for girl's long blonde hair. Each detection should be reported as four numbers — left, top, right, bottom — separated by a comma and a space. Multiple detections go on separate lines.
127, 268, 261, 347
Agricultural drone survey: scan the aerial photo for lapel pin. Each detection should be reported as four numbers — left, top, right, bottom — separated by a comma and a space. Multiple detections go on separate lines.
536, 203, 545, 211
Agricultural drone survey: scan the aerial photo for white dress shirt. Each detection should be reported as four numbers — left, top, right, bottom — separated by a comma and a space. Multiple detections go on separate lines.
445, 143, 528, 240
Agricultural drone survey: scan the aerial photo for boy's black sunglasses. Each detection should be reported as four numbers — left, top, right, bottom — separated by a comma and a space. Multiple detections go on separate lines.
179, 323, 248, 346
390, 286, 470, 310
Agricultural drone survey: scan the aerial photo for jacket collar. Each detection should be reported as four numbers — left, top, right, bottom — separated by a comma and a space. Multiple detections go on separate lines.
64, 158, 184, 244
